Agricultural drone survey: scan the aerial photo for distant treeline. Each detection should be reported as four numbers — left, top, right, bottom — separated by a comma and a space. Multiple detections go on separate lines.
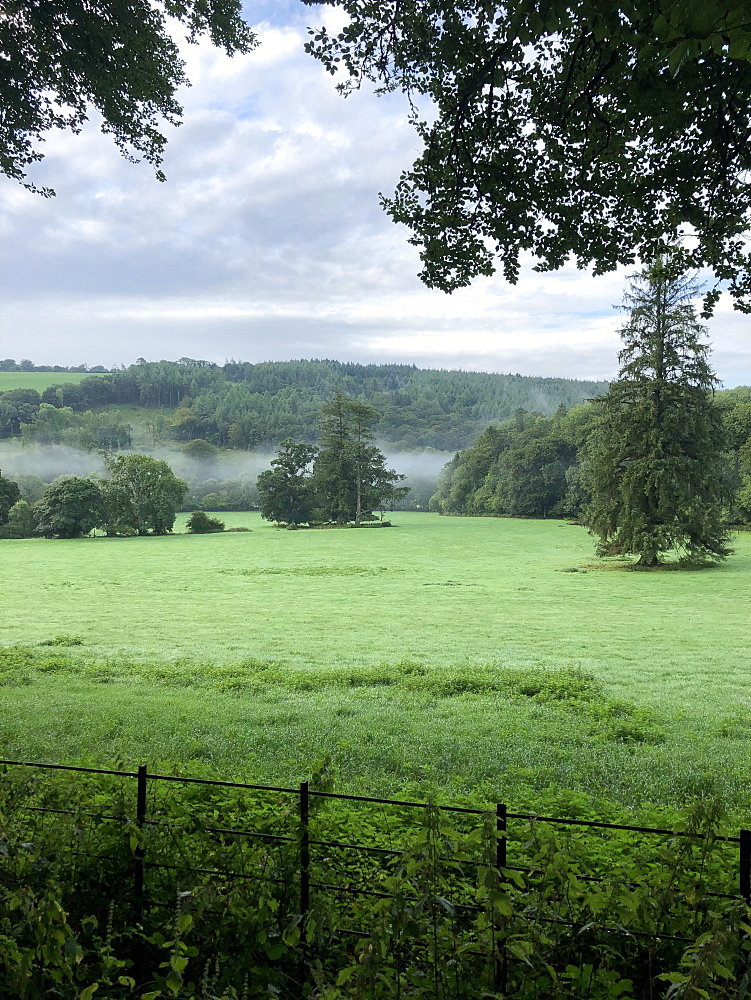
432, 387, 751, 523
0, 359, 109, 373
0, 358, 607, 452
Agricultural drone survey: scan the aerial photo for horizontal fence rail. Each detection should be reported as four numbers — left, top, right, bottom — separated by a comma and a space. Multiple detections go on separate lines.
2, 758, 749, 896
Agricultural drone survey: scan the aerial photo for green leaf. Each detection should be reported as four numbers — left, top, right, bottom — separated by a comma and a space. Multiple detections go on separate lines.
336, 966, 358, 985
653, 14, 671, 41
170, 955, 189, 974
165, 970, 183, 995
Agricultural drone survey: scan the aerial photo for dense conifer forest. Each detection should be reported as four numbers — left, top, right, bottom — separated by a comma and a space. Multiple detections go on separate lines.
0, 358, 607, 451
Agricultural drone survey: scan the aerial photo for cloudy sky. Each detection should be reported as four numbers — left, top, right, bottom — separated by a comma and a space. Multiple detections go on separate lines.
1, 0, 749, 385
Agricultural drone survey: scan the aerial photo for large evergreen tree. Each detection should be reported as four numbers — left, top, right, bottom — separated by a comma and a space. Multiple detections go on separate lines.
583, 265, 732, 567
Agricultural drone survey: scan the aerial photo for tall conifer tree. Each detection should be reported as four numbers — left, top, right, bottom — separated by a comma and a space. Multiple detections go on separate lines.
584, 264, 731, 566
313, 393, 407, 524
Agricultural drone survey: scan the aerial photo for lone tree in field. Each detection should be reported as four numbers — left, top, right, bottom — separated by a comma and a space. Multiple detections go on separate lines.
35, 476, 104, 538
584, 264, 732, 567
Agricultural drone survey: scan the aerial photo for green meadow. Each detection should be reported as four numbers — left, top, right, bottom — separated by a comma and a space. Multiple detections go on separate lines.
2, 513, 750, 810
0, 371, 101, 392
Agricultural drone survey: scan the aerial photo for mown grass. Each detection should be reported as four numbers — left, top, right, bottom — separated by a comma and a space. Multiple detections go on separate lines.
1, 513, 750, 810
0, 371, 103, 391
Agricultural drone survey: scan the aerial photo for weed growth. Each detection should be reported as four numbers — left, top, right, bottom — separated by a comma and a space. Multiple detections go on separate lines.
0, 765, 749, 999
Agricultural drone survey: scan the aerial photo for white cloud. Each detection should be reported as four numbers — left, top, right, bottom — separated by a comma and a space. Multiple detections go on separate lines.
0, 9, 749, 386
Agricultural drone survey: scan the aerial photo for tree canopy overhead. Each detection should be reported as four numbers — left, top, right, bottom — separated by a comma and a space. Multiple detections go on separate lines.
305, 1, 751, 311
1, 0, 256, 194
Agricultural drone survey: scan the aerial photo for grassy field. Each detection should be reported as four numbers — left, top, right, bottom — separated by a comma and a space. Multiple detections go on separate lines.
2, 513, 750, 811
0, 371, 106, 392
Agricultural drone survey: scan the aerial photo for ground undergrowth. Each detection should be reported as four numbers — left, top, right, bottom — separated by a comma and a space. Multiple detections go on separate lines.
2, 763, 749, 1000
1, 644, 749, 813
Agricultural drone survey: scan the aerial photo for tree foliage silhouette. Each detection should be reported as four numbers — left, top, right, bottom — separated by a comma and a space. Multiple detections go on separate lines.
584, 265, 732, 566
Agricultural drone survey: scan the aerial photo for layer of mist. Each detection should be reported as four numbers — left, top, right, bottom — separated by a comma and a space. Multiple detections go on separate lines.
0, 443, 104, 481
0, 442, 453, 487
382, 450, 454, 478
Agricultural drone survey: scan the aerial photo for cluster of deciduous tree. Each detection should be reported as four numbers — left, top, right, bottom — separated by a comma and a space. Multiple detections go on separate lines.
182, 476, 259, 513
0, 395, 412, 534
0, 391, 133, 449
431, 406, 590, 519
433, 268, 751, 563
434, 390, 751, 524
257, 394, 409, 526
0, 359, 606, 452
0, 455, 188, 539
19, 403, 133, 451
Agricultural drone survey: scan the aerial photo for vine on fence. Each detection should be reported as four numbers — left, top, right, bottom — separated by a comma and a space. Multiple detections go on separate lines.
0, 762, 750, 999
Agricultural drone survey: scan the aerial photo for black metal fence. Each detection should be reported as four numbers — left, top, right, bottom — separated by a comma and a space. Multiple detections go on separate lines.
2, 757, 750, 995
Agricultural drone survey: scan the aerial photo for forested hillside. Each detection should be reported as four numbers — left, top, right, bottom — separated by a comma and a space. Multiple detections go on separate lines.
431, 387, 751, 523
4, 357, 748, 523
0, 358, 606, 452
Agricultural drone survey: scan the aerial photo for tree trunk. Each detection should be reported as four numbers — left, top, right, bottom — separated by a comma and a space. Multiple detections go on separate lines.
355, 466, 362, 526
636, 550, 661, 567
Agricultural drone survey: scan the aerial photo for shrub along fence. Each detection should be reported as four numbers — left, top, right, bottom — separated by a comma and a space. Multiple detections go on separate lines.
1, 758, 750, 999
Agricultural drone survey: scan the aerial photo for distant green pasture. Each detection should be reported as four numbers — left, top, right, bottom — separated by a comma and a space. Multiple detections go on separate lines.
0, 372, 106, 392
1, 513, 750, 810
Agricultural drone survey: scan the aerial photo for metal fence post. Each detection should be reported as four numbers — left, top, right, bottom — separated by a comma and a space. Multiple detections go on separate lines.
298, 780, 311, 993
300, 780, 310, 917
497, 803, 507, 871
740, 829, 751, 906
134, 765, 148, 920
132, 765, 148, 989
495, 803, 508, 995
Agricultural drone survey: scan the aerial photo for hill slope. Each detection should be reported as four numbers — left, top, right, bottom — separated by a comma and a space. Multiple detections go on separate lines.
0, 358, 607, 452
